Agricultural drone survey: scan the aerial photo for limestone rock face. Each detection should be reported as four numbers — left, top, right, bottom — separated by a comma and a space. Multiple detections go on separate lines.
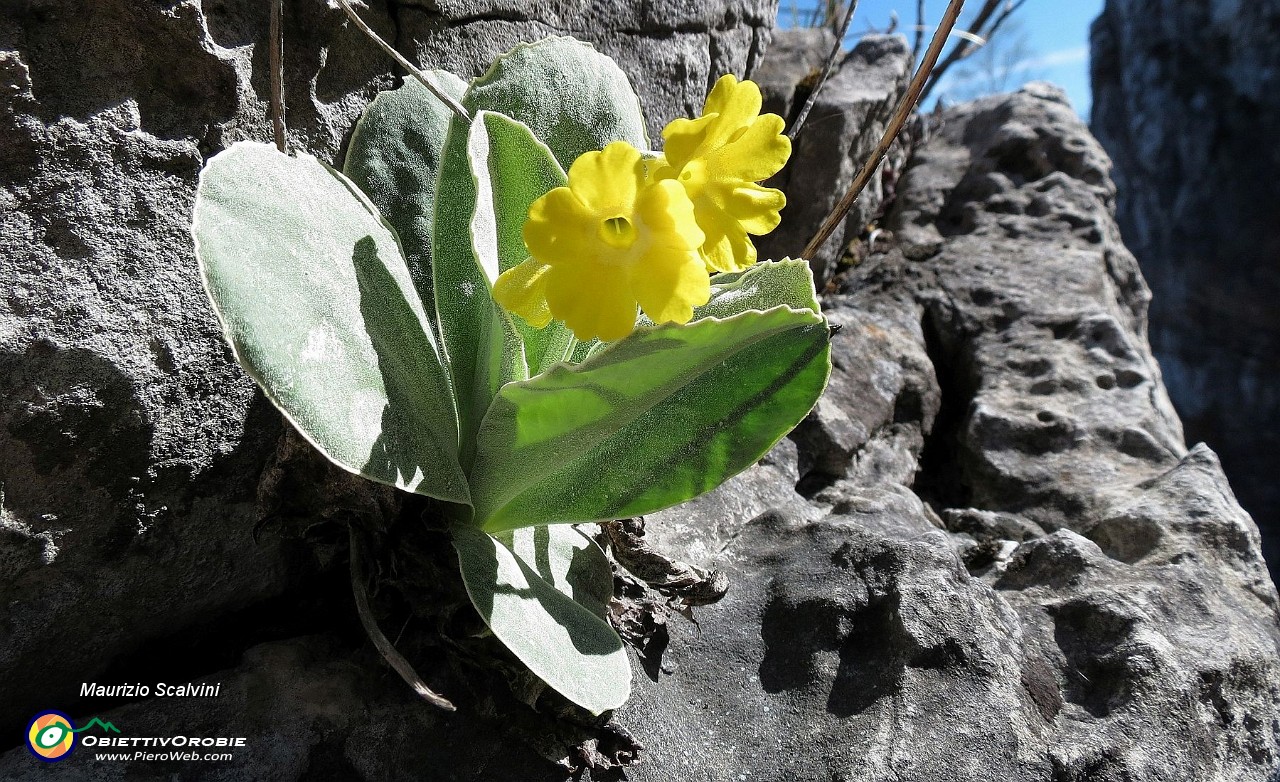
2, 5, 1278, 781
0, 0, 773, 752
631, 83, 1280, 782
1091, 0, 1280, 575
754, 31, 912, 283
395, 0, 780, 140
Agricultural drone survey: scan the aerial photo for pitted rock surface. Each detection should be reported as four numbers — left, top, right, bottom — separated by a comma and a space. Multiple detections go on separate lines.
2, 7, 1278, 781
625, 84, 1280, 782
1092, 0, 1280, 575
0, 0, 774, 757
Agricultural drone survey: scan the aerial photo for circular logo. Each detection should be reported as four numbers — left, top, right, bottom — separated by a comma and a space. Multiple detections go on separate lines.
26, 711, 76, 762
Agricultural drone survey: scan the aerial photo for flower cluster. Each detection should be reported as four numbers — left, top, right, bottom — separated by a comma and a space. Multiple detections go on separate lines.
494, 75, 791, 342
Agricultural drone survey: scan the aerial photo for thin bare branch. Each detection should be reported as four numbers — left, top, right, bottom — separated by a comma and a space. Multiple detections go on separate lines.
349, 525, 456, 711
974, 0, 1026, 55
912, 0, 926, 62
269, 0, 286, 153
906, 26, 987, 45
334, 0, 470, 123
925, 0, 998, 91
800, 0, 966, 260
919, 0, 1026, 104
787, 0, 860, 141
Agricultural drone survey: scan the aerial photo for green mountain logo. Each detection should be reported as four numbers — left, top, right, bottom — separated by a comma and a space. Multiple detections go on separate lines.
72, 717, 121, 734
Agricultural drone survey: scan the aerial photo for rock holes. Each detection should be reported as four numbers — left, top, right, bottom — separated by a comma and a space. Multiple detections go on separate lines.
1049, 599, 1137, 718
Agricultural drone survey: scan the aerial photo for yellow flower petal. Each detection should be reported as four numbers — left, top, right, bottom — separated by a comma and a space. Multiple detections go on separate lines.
503, 143, 711, 342
630, 181, 711, 322
703, 75, 762, 124
709, 113, 790, 183
493, 257, 553, 329
724, 182, 786, 235
694, 200, 756, 273
636, 179, 705, 249
523, 187, 595, 261
565, 140, 642, 213
660, 114, 717, 171
658, 74, 792, 272
630, 248, 710, 324
544, 259, 638, 342
663, 75, 766, 169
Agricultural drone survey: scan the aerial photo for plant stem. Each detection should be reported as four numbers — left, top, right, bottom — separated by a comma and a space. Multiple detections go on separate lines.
334, 0, 470, 123
912, 0, 926, 62
800, 0, 966, 260
269, 0, 286, 153
787, 0, 860, 141
559, 334, 580, 365
918, 0, 1025, 105
349, 525, 456, 711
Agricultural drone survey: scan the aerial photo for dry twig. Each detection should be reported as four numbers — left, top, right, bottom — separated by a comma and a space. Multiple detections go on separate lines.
912, 0, 926, 62
349, 525, 456, 711
918, 0, 1026, 104
787, 0, 861, 141
333, 0, 470, 122
269, 0, 286, 152
601, 519, 728, 607
800, 0, 966, 260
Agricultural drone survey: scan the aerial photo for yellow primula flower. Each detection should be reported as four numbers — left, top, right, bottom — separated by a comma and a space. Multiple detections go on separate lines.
656, 74, 791, 273
493, 141, 709, 342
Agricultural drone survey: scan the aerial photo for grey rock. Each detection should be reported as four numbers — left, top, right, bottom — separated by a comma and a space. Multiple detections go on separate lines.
397, 0, 779, 141
626, 84, 1280, 781
752, 26, 835, 119
644, 436, 822, 566
0, 39, 300, 737
0, 635, 572, 781
624, 517, 1035, 781
1, 0, 416, 733
883, 85, 1185, 532
1091, 0, 1280, 575
756, 33, 913, 283
796, 298, 940, 488
0, 0, 774, 755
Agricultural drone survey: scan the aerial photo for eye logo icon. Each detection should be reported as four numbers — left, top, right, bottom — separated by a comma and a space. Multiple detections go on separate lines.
27, 711, 76, 762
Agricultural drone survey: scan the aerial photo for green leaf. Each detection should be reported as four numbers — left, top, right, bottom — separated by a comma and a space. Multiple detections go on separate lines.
468, 111, 577, 375
698, 258, 823, 319
466, 36, 648, 170
470, 307, 831, 532
343, 71, 468, 336
431, 170, 524, 472
467, 112, 566, 278
452, 525, 630, 714
498, 524, 614, 620
194, 142, 468, 504
432, 37, 650, 462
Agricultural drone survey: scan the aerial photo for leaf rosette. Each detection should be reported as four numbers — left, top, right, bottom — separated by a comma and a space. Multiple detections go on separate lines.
192, 36, 830, 714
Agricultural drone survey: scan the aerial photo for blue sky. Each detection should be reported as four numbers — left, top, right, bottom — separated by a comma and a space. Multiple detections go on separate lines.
777, 1, 1104, 117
